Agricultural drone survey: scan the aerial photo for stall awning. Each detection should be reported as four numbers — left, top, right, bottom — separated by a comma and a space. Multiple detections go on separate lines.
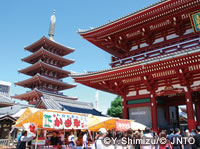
15, 107, 146, 131
15, 107, 88, 130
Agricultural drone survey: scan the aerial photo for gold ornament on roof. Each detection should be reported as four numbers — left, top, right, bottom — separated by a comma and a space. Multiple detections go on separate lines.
49, 10, 56, 40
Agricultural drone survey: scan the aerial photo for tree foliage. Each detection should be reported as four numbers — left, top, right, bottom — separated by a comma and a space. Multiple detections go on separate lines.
107, 96, 122, 118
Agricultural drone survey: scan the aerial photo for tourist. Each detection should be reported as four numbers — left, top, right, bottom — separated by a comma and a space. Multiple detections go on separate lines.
153, 131, 159, 149
115, 131, 123, 149
127, 129, 134, 149
167, 128, 174, 143
58, 136, 63, 146
50, 131, 59, 146
76, 131, 83, 146
190, 129, 196, 136
159, 131, 172, 149
180, 128, 186, 138
107, 130, 114, 139
68, 131, 76, 147
16, 131, 35, 149
59, 131, 65, 143
95, 131, 100, 140
184, 130, 192, 149
171, 128, 183, 149
194, 127, 200, 149
134, 131, 141, 149
140, 127, 154, 149
95, 128, 110, 149
82, 130, 88, 148
88, 130, 94, 147
112, 128, 116, 138
64, 133, 70, 145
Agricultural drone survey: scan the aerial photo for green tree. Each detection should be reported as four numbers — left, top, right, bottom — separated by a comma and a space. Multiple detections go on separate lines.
107, 96, 122, 118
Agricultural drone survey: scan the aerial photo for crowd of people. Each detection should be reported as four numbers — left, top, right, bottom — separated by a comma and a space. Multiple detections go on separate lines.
16, 127, 200, 149
94, 127, 200, 149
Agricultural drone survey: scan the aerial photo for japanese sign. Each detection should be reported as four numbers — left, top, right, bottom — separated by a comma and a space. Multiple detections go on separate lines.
189, 10, 200, 32
115, 120, 131, 131
43, 111, 88, 129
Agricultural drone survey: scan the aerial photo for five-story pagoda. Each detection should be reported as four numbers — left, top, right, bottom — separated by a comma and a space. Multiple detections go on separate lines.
12, 11, 76, 105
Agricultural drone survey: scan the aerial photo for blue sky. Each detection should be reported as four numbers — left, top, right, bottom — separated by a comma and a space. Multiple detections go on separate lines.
0, 0, 159, 114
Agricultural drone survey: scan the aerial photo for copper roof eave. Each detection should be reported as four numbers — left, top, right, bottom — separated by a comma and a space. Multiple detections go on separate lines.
24, 36, 75, 55
12, 89, 42, 100
88, 39, 123, 57
77, 0, 200, 56
78, 0, 200, 38
78, 0, 170, 35
15, 74, 76, 89
18, 61, 70, 76
22, 48, 75, 66
12, 89, 78, 101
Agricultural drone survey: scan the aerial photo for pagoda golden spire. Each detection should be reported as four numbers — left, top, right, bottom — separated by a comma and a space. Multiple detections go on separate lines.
48, 9, 56, 40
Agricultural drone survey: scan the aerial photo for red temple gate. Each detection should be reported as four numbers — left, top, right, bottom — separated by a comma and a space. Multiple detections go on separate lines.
72, 0, 200, 131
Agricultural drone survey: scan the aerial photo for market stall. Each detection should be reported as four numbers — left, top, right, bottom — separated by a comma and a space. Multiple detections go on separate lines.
88, 117, 146, 131
14, 107, 89, 148
15, 107, 88, 129
14, 107, 146, 148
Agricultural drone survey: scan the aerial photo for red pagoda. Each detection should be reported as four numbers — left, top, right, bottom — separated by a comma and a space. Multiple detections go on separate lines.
12, 11, 76, 104
12, 11, 104, 116
72, 0, 200, 131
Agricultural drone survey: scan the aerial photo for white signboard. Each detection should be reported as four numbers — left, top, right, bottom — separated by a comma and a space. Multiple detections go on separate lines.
43, 111, 88, 129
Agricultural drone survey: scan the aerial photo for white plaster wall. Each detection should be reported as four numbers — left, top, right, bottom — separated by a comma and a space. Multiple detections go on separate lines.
139, 89, 150, 95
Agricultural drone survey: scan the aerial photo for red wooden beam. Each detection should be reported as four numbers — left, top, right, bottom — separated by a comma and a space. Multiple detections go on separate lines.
126, 94, 150, 100
127, 102, 150, 108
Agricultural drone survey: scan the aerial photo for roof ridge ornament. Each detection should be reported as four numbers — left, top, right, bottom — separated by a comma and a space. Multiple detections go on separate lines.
48, 9, 56, 41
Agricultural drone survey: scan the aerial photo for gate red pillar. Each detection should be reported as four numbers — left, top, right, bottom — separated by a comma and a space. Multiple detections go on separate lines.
150, 93, 158, 131
185, 89, 196, 131
195, 102, 200, 126
122, 96, 128, 119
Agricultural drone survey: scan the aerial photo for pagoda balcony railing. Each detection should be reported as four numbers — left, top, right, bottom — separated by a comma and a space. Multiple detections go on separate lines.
39, 47, 61, 57
72, 46, 200, 77
36, 88, 64, 96
111, 36, 200, 67
24, 87, 63, 95
36, 73, 63, 82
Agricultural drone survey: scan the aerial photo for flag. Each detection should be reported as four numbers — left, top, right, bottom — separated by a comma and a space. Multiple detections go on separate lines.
23, 123, 37, 136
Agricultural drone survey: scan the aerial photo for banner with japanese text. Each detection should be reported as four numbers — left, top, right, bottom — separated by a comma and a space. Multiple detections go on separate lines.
43, 111, 88, 129
115, 120, 131, 131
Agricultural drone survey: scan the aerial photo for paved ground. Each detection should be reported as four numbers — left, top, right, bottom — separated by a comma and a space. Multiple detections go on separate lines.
0, 145, 16, 149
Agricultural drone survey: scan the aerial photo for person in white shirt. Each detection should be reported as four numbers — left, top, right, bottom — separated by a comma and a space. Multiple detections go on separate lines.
16, 131, 34, 149
95, 128, 114, 149
68, 131, 76, 147
140, 127, 155, 149
82, 130, 88, 148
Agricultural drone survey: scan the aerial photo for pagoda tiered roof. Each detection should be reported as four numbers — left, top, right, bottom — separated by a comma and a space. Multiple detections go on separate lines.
24, 36, 74, 56
15, 74, 76, 90
22, 48, 74, 67
12, 88, 77, 101
18, 60, 70, 79
14, 12, 77, 105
